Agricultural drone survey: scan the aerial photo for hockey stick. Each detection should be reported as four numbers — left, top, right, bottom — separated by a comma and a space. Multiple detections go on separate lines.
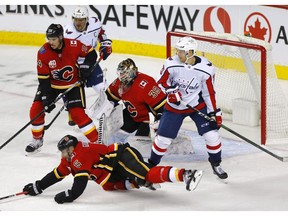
181, 101, 288, 162
0, 191, 27, 201
0, 81, 81, 150
90, 54, 103, 72
44, 104, 65, 130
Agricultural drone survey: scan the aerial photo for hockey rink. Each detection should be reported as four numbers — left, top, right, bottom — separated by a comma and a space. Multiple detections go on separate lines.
1, 45, 288, 212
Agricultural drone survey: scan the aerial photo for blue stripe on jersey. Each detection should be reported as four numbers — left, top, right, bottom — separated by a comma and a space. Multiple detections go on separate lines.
194, 68, 211, 77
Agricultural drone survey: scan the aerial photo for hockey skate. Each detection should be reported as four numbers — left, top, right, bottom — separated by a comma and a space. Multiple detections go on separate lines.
25, 138, 43, 154
183, 169, 203, 191
211, 164, 228, 183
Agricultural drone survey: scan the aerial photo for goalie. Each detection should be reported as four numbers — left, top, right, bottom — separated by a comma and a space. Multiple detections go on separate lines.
22, 135, 203, 204
104, 58, 167, 142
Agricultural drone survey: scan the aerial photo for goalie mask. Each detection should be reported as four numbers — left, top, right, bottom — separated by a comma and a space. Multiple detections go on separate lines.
175, 36, 198, 57
117, 58, 138, 86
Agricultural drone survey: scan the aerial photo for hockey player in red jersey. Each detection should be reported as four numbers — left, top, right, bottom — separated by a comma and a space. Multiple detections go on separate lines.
148, 36, 228, 180
105, 58, 166, 141
25, 24, 99, 153
23, 135, 203, 204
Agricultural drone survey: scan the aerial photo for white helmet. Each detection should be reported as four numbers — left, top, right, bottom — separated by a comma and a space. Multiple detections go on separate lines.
72, 6, 89, 19
175, 36, 197, 56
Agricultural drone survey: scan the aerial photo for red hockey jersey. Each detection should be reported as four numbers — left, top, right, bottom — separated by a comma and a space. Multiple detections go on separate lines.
56, 141, 120, 186
107, 72, 166, 122
37, 38, 92, 89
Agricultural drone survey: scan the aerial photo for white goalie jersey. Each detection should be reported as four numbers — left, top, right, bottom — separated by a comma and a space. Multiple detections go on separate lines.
158, 55, 218, 114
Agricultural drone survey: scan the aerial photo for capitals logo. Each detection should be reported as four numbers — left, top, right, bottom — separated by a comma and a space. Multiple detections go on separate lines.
51, 66, 74, 82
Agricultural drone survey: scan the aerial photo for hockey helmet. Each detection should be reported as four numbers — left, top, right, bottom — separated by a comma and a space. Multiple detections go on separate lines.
117, 58, 138, 86
46, 23, 64, 38
72, 6, 89, 19
175, 36, 198, 56
57, 135, 78, 151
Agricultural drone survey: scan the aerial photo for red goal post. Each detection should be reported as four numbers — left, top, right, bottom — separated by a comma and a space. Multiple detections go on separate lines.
166, 31, 288, 146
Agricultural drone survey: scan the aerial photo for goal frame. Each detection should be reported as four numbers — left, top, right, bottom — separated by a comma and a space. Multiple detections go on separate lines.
166, 31, 267, 145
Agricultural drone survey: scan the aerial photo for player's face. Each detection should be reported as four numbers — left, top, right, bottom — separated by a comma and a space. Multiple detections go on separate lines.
177, 49, 194, 63
177, 49, 187, 63
73, 18, 87, 32
47, 37, 62, 50
61, 148, 72, 160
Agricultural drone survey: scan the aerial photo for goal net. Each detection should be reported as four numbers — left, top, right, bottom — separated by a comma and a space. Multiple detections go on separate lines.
166, 31, 288, 145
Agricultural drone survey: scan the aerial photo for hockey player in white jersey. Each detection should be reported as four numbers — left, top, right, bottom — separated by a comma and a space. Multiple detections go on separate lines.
64, 6, 112, 125
148, 36, 228, 180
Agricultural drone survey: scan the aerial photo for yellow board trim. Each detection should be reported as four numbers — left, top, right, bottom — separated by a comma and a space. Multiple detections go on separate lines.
0, 31, 287, 80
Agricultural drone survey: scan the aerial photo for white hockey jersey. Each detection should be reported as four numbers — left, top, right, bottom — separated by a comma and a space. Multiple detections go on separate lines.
158, 55, 218, 114
64, 17, 109, 63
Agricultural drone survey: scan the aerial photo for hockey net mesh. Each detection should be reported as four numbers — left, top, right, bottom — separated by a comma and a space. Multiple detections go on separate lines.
167, 31, 288, 145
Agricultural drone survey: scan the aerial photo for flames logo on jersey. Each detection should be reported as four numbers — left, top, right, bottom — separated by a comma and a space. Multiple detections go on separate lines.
51, 66, 74, 82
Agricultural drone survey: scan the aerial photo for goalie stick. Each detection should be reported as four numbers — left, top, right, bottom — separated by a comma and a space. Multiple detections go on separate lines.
181, 101, 288, 162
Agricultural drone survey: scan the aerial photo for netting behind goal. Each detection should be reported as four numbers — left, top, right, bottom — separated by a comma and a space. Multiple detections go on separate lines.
166, 31, 288, 145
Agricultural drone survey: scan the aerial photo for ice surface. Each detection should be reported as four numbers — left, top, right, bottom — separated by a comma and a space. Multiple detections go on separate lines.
0, 45, 288, 212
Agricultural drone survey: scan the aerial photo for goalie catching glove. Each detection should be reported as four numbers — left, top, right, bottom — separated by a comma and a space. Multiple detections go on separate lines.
208, 108, 222, 129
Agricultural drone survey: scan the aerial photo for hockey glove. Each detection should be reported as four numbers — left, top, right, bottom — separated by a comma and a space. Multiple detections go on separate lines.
166, 86, 182, 105
42, 95, 56, 113
23, 180, 42, 196
99, 39, 112, 60
208, 108, 222, 129
79, 63, 91, 81
167, 91, 182, 105
54, 190, 74, 204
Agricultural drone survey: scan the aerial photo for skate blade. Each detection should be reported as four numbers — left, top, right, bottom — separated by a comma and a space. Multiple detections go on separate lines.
25, 148, 42, 156
189, 170, 204, 191
217, 177, 228, 184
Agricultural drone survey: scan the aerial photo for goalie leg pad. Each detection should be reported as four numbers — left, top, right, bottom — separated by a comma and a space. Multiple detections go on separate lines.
89, 89, 114, 119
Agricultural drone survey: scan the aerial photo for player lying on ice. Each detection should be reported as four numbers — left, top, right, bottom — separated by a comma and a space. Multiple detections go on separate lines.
23, 135, 203, 204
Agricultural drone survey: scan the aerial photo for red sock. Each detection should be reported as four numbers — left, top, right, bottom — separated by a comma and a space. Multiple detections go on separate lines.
70, 107, 98, 142
30, 101, 45, 138
146, 166, 185, 183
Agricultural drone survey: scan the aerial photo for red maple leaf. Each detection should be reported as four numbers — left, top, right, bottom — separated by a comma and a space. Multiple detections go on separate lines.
248, 18, 267, 40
